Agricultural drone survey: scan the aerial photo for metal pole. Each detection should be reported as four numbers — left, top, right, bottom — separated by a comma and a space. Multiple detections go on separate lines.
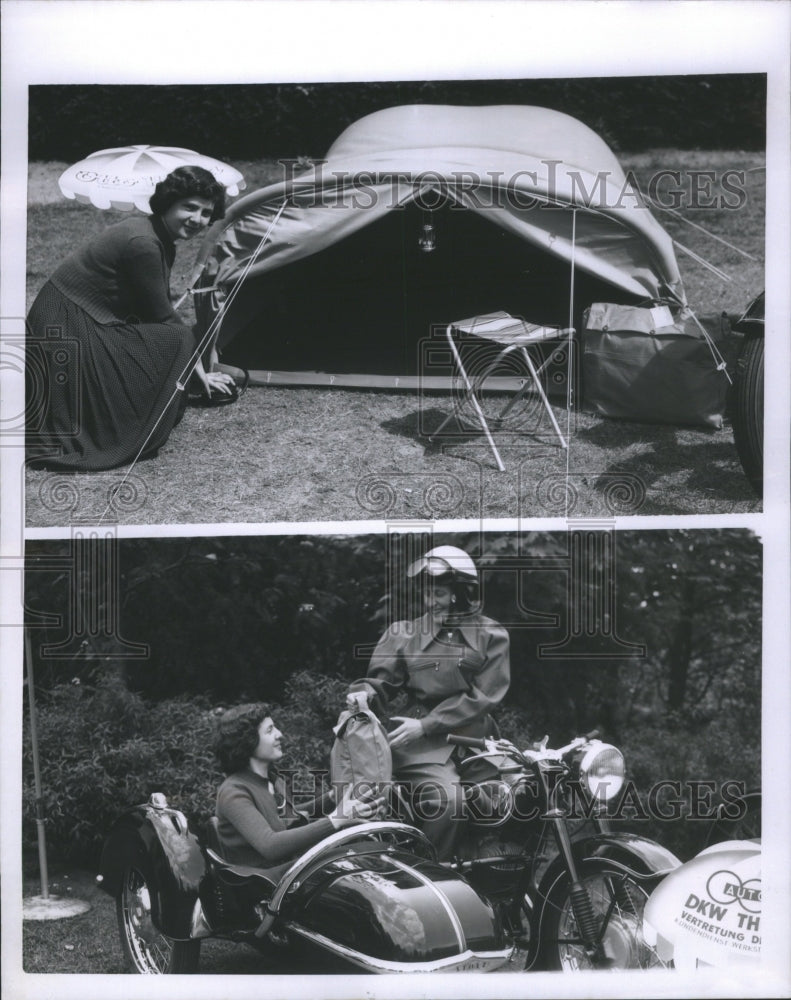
24, 627, 50, 900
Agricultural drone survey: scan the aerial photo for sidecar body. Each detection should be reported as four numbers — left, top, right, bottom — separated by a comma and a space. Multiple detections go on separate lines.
97, 794, 513, 974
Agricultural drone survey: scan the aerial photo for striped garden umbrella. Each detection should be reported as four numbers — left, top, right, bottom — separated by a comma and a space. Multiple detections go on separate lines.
57, 144, 245, 213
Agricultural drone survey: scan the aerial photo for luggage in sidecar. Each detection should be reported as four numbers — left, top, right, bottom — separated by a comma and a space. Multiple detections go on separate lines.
97, 793, 513, 974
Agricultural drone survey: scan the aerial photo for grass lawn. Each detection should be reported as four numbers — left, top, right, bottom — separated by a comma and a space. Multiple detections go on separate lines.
23, 154, 764, 526
21, 864, 293, 974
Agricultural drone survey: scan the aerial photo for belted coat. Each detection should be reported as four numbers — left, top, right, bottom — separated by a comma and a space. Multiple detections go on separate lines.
360, 611, 510, 767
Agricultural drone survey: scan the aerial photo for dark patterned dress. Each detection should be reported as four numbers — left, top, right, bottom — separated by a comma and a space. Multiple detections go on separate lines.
26, 215, 194, 470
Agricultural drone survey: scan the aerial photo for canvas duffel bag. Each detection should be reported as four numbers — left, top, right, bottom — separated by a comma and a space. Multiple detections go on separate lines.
330, 693, 392, 801
582, 302, 729, 429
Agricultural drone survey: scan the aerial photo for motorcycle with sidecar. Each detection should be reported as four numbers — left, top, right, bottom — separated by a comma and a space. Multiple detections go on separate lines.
97, 730, 681, 973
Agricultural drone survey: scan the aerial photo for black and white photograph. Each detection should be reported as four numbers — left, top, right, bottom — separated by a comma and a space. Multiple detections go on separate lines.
21, 75, 766, 526
1, 3, 789, 1000
18, 527, 763, 976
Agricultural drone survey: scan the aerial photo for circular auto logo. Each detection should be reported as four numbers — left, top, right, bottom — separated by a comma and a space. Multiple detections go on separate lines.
706, 869, 761, 914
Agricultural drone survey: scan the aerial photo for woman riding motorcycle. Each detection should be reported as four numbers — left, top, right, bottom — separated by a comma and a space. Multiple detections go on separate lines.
351, 546, 510, 860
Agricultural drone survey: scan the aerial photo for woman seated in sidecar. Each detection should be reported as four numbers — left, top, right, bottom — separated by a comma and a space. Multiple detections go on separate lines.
215, 703, 384, 869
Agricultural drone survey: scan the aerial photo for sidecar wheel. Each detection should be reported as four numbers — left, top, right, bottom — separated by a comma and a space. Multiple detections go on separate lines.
537, 862, 668, 971
117, 865, 200, 974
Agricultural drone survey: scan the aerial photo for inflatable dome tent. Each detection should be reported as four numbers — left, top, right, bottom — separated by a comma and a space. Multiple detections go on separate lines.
192, 104, 686, 386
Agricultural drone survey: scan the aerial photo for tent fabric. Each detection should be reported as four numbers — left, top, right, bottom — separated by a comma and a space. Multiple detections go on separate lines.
193, 105, 685, 353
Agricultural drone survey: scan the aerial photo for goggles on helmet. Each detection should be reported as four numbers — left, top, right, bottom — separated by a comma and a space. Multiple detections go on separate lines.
409, 556, 455, 578
406, 546, 478, 582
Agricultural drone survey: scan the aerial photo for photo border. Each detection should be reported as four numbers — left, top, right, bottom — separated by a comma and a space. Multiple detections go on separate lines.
2, 3, 789, 999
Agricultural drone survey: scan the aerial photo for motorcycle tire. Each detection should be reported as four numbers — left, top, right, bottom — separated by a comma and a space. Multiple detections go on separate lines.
537, 861, 668, 971
731, 336, 764, 497
117, 864, 201, 974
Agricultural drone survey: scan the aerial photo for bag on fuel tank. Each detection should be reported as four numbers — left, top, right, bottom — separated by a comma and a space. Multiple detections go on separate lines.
582, 302, 730, 429
330, 692, 392, 801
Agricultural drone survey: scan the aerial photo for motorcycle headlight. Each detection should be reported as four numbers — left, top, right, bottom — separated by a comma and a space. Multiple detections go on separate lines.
577, 742, 625, 802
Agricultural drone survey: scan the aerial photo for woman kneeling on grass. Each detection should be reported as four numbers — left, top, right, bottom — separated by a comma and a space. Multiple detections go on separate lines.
215, 703, 384, 871
26, 165, 237, 472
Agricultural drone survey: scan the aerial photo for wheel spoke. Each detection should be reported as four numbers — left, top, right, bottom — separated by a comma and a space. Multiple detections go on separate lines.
550, 867, 668, 970
150, 938, 172, 971
596, 876, 622, 938
120, 866, 179, 973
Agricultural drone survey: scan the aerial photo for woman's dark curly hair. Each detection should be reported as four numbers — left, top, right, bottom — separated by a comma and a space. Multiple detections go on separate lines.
215, 702, 272, 775
149, 165, 226, 222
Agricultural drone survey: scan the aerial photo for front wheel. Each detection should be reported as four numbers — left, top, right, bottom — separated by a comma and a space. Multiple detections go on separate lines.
537, 862, 669, 971
117, 865, 201, 974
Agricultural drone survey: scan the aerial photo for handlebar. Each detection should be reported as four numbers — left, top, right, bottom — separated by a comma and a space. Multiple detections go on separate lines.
449, 731, 607, 766
447, 735, 487, 750
552, 732, 601, 757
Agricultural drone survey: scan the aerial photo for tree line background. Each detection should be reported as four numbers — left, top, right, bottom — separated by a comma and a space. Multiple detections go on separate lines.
29, 75, 765, 163
23, 529, 761, 866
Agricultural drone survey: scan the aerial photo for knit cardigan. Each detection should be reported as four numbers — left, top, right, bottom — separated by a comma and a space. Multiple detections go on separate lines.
48, 215, 184, 326
215, 767, 335, 868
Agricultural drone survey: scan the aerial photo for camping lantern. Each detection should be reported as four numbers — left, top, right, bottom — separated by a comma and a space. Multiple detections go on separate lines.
419, 212, 436, 253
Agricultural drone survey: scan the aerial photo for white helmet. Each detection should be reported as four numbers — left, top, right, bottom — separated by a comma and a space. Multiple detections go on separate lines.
406, 545, 478, 583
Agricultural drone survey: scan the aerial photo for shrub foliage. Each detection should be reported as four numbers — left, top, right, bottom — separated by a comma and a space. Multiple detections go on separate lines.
22, 669, 351, 867
29, 76, 765, 162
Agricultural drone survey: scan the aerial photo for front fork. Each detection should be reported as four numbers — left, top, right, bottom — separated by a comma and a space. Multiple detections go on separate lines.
547, 810, 612, 967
